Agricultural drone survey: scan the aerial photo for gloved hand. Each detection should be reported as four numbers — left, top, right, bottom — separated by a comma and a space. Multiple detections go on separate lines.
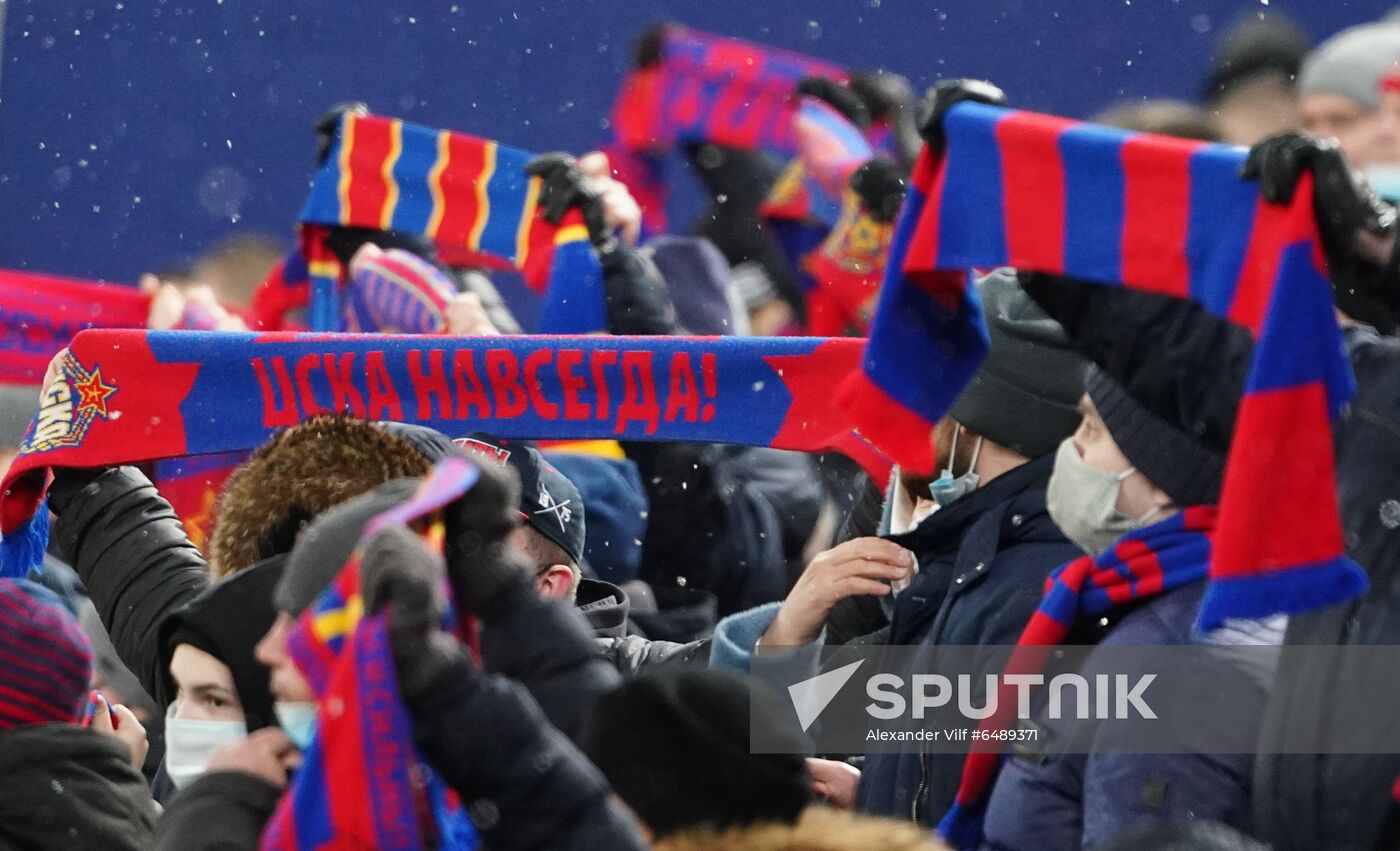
1243, 132, 1400, 330
850, 70, 921, 169
359, 525, 467, 699
850, 158, 908, 222
796, 76, 871, 129
524, 153, 615, 252
314, 101, 369, 166
633, 22, 669, 68
442, 456, 535, 614
917, 79, 1008, 159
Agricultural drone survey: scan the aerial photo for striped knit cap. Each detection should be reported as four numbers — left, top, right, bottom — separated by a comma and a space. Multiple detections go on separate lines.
0, 580, 93, 729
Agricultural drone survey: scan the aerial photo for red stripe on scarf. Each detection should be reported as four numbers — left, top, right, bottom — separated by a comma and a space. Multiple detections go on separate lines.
1121, 135, 1202, 297
997, 111, 1073, 273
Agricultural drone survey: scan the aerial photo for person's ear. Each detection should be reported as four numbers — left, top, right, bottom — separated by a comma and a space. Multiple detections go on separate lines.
535, 565, 576, 600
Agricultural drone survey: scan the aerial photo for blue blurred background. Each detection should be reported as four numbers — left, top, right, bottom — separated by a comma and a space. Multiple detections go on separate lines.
1, 0, 1394, 286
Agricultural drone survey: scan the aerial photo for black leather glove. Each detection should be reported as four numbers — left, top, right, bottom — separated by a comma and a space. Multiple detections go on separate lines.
849, 70, 921, 169
795, 76, 871, 129
523, 153, 615, 252
313, 101, 369, 166
850, 158, 908, 222
359, 525, 467, 700
917, 79, 1008, 159
1243, 133, 1400, 331
442, 457, 535, 615
633, 23, 668, 68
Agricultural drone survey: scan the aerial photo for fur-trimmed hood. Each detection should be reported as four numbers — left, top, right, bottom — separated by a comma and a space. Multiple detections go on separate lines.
208, 415, 431, 577
652, 807, 948, 851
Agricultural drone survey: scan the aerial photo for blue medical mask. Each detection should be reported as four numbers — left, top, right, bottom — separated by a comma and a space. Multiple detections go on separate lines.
929, 428, 983, 508
274, 701, 318, 751
1363, 164, 1400, 203
164, 703, 248, 788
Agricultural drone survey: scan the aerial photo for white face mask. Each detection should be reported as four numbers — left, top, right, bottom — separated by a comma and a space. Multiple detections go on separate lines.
163, 703, 248, 788
1046, 438, 1161, 558
274, 701, 318, 751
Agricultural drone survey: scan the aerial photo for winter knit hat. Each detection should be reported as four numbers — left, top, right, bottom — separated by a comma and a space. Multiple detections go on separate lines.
1020, 274, 1255, 506
0, 579, 93, 729
641, 235, 744, 336
580, 667, 812, 838
1201, 14, 1309, 103
159, 555, 285, 732
1298, 23, 1400, 112
947, 269, 1090, 459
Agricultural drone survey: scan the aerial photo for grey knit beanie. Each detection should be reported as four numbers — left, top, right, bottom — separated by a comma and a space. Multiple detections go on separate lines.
1298, 23, 1400, 111
948, 269, 1090, 459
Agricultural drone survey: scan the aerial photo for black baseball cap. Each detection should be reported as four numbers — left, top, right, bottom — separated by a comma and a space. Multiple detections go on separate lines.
457, 433, 586, 565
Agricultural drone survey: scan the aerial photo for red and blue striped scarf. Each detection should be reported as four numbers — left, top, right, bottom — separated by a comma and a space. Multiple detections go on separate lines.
261, 457, 480, 850
938, 507, 1218, 849
606, 24, 847, 236
840, 102, 1365, 631
293, 113, 604, 334
0, 268, 150, 385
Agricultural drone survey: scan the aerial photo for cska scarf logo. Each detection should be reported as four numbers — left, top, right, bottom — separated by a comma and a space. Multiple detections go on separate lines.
24, 350, 119, 453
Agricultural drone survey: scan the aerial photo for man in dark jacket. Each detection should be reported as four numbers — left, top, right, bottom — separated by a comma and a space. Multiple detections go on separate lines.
711, 269, 1091, 825
1239, 133, 1400, 851
978, 276, 1275, 850
157, 459, 646, 850
0, 579, 156, 851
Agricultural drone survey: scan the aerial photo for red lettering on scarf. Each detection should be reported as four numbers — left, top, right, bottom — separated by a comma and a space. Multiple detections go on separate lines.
557, 349, 591, 420
523, 350, 559, 419
485, 349, 528, 418
251, 356, 300, 427
616, 350, 660, 434
701, 352, 718, 422
364, 351, 404, 420
589, 349, 619, 421
294, 354, 328, 416
325, 354, 368, 417
407, 349, 452, 420
664, 352, 701, 422
450, 350, 492, 419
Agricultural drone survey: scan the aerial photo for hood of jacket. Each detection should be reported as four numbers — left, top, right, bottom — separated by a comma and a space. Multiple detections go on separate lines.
576, 577, 630, 639
652, 806, 947, 851
0, 724, 156, 851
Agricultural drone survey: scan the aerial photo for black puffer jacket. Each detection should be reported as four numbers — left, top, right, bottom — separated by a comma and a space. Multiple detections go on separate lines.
47, 466, 209, 703
0, 724, 156, 851
1253, 324, 1400, 851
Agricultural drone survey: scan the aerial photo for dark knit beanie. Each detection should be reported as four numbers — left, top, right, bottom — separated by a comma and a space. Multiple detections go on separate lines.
159, 555, 286, 731
948, 269, 1090, 458
1086, 368, 1227, 506
1020, 274, 1255, 506
0, 580, 93, 730
580, 667, 812, 838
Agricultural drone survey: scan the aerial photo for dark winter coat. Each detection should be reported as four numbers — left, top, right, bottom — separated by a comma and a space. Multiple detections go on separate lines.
856, 453, 1083, 826
0, 724, 156, 851
1253, 324, 1400, 851
47, 466, 209, 705
981, 581, 1278, 850
579, 578, 710, 677
155, 590, 646, 851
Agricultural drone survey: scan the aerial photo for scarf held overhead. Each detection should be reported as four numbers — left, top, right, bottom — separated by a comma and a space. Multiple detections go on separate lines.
298, 112, 605, 334
262, 457, 480, 850
0, 330, 889, 576
840, 101, 1364, 630
938, 508, 1217, 850
0, 269, 150, 385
